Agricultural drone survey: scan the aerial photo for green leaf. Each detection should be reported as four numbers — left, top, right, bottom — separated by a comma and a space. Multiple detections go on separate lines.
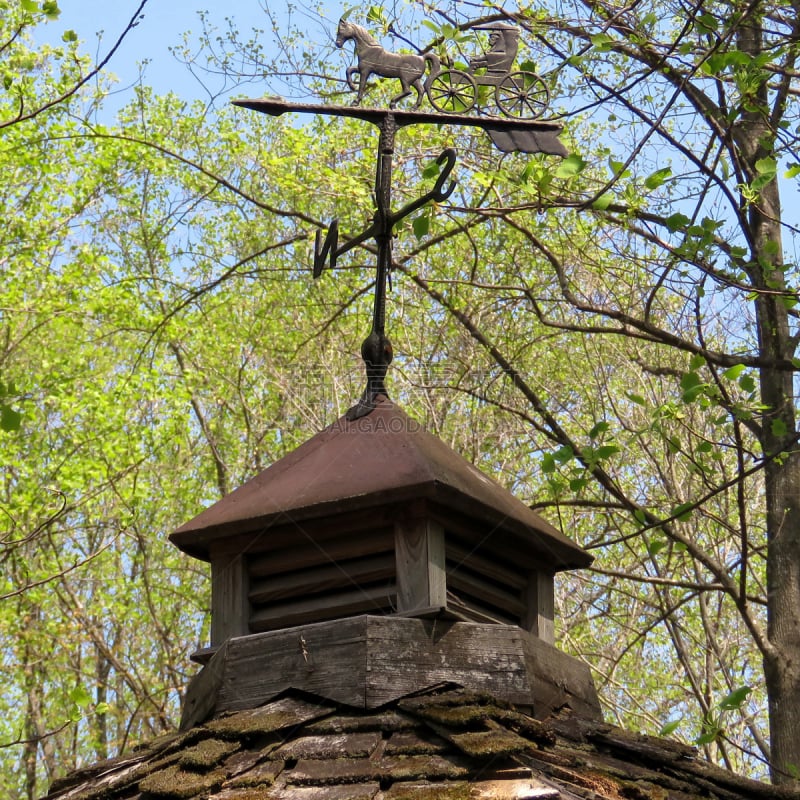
0, 404, 21, 432
719, 686, 751, 711
722, 364, 746, 380
69, 685, 92, 708
555, 155, 586, 178
771, 418, 788, 438
755, 157, 777, 178
554, 445, 574, 463
784, 164, 800, 179
647, 538, 667, 556
659, 719, 681, 737
626, 392, 646, 405
739, 374, 756, 392
591, 193, 613, 210
589, 420, 610, 439
608, 158, 629, 177
696, 12, 717, 33
412, 214, 430, 239
541, 453, 556, 474
689, 354, 706, 371
696, 727, 720, 746
667, 435, 682, 454
665, 212, 690, 232
680, 372, 705, 402
422, 161, 440, 180
366, 5, 385, 24
590, 32, 615, 51
595, 444, 620, 459
95, 702, 111, 715
644, 167, 672, 190
20, 0, 38, 11
518, 161, 534, 185
671, 502, 693, 522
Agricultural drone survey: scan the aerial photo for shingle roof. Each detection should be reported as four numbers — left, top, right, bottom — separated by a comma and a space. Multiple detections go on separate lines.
170, 398, 590, 570
43, 687, 798, 800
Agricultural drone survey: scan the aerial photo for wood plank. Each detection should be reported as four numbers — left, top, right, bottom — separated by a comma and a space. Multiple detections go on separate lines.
446, 540, 528, 590
207, 505, 401, 557
210, 553, 250, 646
185, 616, 601, 723
214, 616, 370, 711
445, 562, 527, 618
248, 530, 395, 577
429, 508, 558, 571
521, 635, 602, 720
394, 518, 446, 613
180, 639, 229, 730
248, 553, 395, 605
365, 616, 532, 707
445, 592, 517, 626
249, 585, 396, 632
523, 571, 555, 644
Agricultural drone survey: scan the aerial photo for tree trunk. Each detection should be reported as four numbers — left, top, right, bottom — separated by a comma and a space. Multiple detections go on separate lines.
734, 6, 800, 783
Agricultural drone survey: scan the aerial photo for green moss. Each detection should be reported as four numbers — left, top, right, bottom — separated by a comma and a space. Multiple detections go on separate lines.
308, 711, 414, 734
619, 780, 669, 799
178, 737, 240, 770
408, 704, 491, 727
207, 707, 305, 739
138, 764, 226, 798
450, 729, 531, 758
227, 760, 282, 788
220, 790, 276, 800
383, 781, 470, 800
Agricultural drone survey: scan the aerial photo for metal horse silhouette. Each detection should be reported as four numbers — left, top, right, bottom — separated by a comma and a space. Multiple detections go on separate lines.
335, 18, 441, 108
336, 18, 549, 118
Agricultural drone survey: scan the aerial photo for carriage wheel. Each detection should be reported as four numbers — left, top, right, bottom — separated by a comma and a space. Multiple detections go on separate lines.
428, 70, 477, 114
495, 71, 549, 119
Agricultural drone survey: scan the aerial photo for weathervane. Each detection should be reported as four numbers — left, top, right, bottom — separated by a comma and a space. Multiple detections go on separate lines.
234, 17, 567, 420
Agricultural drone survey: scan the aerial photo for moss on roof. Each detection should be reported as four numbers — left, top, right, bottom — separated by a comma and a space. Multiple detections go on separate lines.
42, 687, 800, 800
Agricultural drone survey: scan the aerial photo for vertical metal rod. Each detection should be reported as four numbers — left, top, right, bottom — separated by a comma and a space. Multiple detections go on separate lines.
346, 113, 396, 420
373, 113, 395, 337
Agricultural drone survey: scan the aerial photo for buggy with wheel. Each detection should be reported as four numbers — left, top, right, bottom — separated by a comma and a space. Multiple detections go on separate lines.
426, 24, 550, 119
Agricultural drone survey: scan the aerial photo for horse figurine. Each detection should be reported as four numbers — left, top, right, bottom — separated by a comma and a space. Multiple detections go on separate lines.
335, 17, 440, 108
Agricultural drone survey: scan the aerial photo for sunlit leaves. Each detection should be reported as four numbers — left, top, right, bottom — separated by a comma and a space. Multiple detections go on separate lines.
555, 154, 586, 178
644, 166, 672, 190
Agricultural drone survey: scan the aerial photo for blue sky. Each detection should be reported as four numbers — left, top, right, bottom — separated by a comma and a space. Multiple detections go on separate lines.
34, 1, 342, 108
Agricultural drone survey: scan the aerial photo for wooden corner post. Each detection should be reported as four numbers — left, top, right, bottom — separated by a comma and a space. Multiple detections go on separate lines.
394, 517, 446, 614
210, 551, 251, 646
524, 571, 555, 644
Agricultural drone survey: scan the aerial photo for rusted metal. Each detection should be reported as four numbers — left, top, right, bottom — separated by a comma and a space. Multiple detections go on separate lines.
170, 397, 592, 571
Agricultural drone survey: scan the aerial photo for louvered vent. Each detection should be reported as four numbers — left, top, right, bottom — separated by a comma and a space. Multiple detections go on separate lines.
247, 527, 397, 632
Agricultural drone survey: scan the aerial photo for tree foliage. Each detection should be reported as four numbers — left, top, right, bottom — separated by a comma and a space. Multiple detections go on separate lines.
2, 0, 800, 795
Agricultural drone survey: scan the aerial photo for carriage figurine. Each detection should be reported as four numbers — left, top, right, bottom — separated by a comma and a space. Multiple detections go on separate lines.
336, 18, 550, 119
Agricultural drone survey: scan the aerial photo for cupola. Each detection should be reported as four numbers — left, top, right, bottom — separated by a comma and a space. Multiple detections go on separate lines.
171, 396, 599, 730
171, 397, 591, 647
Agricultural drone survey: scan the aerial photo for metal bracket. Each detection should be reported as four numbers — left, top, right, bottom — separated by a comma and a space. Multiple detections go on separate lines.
313, 220, 339, 277
311, 147, 457, 278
